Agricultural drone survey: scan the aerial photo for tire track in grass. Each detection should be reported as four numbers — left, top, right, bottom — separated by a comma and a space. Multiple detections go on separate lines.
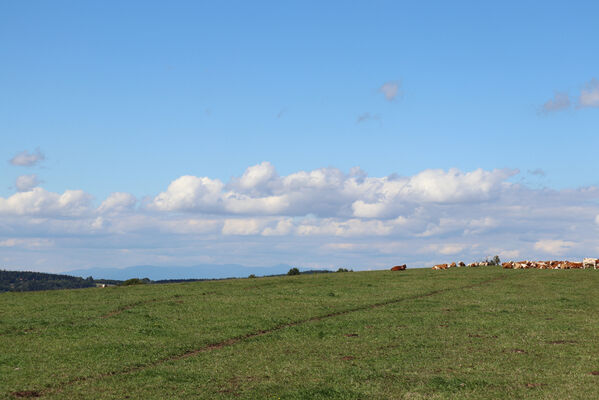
15, 275, 507, 398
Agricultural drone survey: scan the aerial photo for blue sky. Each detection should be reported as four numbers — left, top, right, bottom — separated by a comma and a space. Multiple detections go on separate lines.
1, 1, 598, 273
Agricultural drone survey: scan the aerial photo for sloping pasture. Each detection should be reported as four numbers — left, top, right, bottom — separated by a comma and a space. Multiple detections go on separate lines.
1, 268, 598, 399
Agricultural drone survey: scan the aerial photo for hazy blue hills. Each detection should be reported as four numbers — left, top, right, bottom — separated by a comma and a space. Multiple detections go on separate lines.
65, 264, 296, 281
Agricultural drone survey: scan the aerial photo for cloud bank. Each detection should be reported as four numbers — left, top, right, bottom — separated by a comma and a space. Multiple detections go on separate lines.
2, 162, 598, 272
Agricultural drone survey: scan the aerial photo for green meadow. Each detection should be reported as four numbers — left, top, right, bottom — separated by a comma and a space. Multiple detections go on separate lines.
1, 267, 598, 399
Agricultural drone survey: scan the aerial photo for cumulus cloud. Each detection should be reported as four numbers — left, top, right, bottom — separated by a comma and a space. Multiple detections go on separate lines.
262, 218, 294, 236
2, 162, 599, 273
230, 161, 277, 194
352, 168, 518, 218
150, 163, 518, 220
151, 175, 225, 212
9, 149, 45, 166
533, 239, 575, 255
98, 192, 137, 214
0, 187, 92, 216
541, 92, 570, 113
15, 174, 42, 192
222, 218, 263, 235
379, 81, 401, 101
578, 78, 599, 108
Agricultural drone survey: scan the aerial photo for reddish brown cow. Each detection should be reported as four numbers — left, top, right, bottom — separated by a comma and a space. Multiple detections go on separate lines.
391, 264, 407, 271
432, 264, 448, 270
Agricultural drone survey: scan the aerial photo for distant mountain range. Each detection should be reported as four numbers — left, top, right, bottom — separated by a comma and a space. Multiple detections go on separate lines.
65, 264, 296, 281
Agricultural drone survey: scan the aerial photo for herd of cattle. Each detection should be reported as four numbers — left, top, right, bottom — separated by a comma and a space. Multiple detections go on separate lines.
429, 259, 599, 270
389, 259, 599, 271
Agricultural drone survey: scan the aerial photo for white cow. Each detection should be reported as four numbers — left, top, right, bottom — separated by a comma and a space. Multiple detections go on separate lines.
583, 258, 598, 269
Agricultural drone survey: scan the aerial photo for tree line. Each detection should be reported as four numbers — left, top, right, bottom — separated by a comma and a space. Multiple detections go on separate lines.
0, 270, 119, 292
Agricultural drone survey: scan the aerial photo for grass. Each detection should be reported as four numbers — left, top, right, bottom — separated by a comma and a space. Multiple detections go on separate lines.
1, 267, 598, 399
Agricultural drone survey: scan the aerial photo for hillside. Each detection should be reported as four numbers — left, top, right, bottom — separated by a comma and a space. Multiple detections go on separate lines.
1, 267, 598, 399
65, 264, 296, 281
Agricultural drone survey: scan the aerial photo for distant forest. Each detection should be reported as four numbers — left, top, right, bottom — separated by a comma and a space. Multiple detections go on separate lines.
0, 270, 120, 292
0, 268, 338, 293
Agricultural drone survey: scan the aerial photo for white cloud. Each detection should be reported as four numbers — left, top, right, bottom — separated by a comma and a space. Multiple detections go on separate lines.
541, 92, 570, 113
0, 187, 92, 217
91, 217, 105, 230
406, 168, 517, 202
222, 219, 263, 235
15, 174, 42, 192
465, 217, 498, 234
9, 149, 45, 166
497, 249, 520, 259
98, 192, 137, 214
151, 175, 225, 212
231, 161, 277, 194
352, 168, 517, 218
533, 239, 575, 255
438, 244, 466, 255
322, 242, 362, 251
0, 238, 53, 248
262, 218, 294, 236
149, 164, 518, 221
578, 78, 599, 108
379, 81, 401, 101
2, 163, 599, 273
296, 218, 396, 237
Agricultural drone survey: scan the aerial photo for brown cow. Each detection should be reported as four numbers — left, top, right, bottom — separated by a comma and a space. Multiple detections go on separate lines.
432, 264, 448, 270
502, 262, 513, 269
391, 264, 407, 271
449, 262, 457, 268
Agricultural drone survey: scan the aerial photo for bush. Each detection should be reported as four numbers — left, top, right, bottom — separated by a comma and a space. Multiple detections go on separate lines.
248, 274, 256, 279
485, 255, 501, 266
287, 267, 300, 276
336, 268, 353, 272
121, 278, 150, 286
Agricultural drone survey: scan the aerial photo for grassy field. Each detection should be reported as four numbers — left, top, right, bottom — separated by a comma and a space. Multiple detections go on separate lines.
1, 267, 598, 399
